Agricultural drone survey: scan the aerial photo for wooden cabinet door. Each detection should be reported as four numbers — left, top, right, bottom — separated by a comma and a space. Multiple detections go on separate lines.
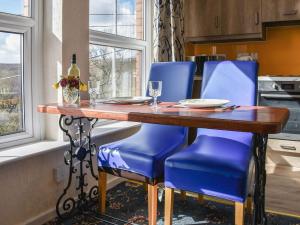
184, 0, 221, 38
221, 0, 262, 35
262, 0, 300, 22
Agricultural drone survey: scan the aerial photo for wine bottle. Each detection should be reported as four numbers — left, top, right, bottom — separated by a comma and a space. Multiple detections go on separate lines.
67, 54, 80, 104
68, 54, 80, 77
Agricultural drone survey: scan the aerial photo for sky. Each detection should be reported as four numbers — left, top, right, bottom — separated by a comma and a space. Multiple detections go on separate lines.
0, 0, 24, 16
90, 0, 139, 38
90, 0, 136, 15
0, 1, 24, 64
0, 33, 21, 64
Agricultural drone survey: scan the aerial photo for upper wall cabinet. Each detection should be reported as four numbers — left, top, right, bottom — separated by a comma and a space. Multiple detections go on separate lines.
184, 0, 263, 42
262, 0, 300, 22
184, 0, 222, 38
222, 0, 262, 35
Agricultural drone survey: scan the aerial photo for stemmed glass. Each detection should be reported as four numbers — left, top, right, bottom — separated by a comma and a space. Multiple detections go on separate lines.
149, 81, 162, 109
88, 80, 100, 106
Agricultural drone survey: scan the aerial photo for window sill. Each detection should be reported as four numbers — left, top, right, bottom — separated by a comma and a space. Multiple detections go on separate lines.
0, 121, 140, 167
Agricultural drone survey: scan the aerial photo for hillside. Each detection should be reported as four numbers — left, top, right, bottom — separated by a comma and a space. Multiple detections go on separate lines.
0, 63, 21, 79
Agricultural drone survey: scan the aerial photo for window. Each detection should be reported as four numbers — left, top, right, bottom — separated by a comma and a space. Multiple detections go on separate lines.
0, 0, 42, 148
0, 32, 24, 136
90, 45, 142, 98
89, 0, 151, 101
89, 0, 144, 40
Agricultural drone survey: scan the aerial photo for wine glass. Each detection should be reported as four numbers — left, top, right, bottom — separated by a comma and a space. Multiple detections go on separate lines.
88, 80, 100, 106
149, 81, 162, 109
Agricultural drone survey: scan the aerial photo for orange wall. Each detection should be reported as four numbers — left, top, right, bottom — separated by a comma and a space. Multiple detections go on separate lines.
186, 26, 300, 76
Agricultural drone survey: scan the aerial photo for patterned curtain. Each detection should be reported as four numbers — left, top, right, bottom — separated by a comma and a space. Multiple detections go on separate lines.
153, 0, 185, 62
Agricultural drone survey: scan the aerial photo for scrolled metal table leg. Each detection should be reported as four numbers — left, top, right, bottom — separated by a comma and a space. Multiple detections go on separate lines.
56, 115, 98, 219
252, 133, 268, 225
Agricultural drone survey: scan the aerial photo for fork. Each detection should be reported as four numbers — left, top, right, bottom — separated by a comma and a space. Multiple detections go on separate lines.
222, 105, 240, 111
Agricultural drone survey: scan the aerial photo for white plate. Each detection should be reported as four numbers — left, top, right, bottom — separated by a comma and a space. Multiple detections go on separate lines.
103, 96, 152, 104
179, 99, 230, 108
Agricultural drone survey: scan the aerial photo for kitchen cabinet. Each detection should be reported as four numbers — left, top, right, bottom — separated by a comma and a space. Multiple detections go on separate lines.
262, 0, 300, 22
184, 0, 263, 42
184, 0, 222, 38
222, 0, 262, 35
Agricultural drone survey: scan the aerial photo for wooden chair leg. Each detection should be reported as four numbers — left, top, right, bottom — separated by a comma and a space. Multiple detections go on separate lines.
98, 171, 107, 215
148, 184, 158, 225
235, 202, 245, 225
164, 188, 174, 225
180, 190, 187, 200
246, 196, 252, 215
144, 183, 148, 192
197, 194, 204, 204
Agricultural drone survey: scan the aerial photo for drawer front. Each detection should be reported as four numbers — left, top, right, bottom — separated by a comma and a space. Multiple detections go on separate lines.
267, 139, 300, 168
263, 0, 300, 22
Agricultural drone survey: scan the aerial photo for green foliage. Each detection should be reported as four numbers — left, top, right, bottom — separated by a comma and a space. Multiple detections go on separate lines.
0, 111, 22, 136
0, 63, 23, 136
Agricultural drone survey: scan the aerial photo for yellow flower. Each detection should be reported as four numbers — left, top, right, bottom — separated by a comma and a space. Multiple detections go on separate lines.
52, 82, 60, 89
80, 83, 88, 92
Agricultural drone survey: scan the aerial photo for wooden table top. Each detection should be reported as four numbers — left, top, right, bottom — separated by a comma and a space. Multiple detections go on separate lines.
38, 101, 289, 134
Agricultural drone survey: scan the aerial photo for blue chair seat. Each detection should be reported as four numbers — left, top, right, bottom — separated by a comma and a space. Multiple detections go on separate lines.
98, 124, 187, 179
165, 129, 254, 203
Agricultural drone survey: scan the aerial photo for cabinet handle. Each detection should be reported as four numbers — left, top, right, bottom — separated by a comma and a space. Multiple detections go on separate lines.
215, 16, 219, 28
283, 9, 298, 16
255, 12, 260, 25
280, 145, 297, 151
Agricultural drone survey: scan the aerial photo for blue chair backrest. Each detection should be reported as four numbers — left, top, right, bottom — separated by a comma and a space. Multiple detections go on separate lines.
147, 62, 196, 102
198, 61, 258, 141
201, 61, 258, 106
141, 62, 196, 140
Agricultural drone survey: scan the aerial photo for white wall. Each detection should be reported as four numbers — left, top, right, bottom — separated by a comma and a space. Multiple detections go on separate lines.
0, 127, 139, 225
43, 0, 63, 140
62, 0, 90, 100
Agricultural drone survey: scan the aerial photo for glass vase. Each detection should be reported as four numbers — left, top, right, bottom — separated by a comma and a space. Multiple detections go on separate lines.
63, 87, 79, 105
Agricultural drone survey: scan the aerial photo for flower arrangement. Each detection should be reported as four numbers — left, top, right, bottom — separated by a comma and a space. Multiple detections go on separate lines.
52, 75, 88, 105
52, 75, 87, 91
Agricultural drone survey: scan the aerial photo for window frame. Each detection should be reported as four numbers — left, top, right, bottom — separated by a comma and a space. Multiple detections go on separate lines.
0, 0, 43, 149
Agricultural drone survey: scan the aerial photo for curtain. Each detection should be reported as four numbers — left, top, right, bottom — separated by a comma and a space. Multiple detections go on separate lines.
153, 0, 185, 62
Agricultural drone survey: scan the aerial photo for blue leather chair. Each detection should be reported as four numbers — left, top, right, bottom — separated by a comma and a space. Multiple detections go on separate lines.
98, 62, 196, 225
164, 61, 258, 225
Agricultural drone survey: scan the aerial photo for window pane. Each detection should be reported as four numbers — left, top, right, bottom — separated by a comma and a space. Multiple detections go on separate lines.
89, 0, 144, 40
0, 32, 24, 136
89, 44, 142, 98
0, 0, 30, 17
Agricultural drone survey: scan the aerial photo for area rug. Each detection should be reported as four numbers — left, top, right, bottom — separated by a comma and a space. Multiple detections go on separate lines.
44, 182, 300, 225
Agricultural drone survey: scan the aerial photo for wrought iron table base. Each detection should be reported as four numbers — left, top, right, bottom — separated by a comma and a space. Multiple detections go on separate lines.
56, 115, 99, 219
253, 134, 268, 225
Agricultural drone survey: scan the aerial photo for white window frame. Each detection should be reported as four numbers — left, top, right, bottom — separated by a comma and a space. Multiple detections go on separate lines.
89, 0, 153, 97
0, 0, 43, 149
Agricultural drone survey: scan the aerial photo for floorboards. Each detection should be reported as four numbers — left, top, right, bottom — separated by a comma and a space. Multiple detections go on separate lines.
266, 165, 300, 216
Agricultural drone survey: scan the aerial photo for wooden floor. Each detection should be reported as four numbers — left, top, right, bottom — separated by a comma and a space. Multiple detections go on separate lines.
266, 165, 300, 216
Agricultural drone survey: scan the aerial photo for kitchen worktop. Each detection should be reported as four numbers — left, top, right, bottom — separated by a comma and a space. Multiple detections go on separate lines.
258, 76, 300, 81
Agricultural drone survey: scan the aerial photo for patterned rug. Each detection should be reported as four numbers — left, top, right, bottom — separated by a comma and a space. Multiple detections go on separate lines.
44, 182, 300, 225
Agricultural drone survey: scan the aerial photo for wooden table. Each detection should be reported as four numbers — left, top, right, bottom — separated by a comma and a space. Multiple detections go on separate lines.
38, 101, 289, 225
